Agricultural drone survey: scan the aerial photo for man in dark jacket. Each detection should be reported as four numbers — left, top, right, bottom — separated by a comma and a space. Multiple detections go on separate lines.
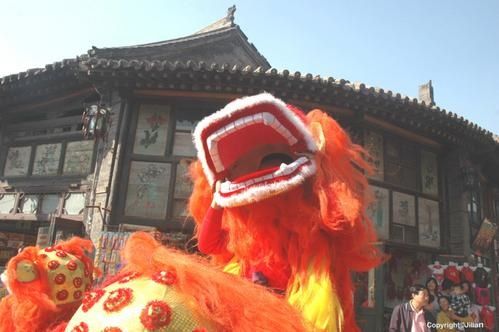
389, 284, 436, 332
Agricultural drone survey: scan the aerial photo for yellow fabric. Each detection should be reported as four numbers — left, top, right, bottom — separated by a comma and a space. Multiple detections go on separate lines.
287, 271, 343, 332
42, 250, 92, 305
437, 311, 476, 332
436, 311, 456, 332
223, 259, 343, 332
222, 257, 242, 275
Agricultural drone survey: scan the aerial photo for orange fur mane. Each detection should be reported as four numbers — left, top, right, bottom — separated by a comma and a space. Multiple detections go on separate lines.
0, 237, 94, 332
189, 109, 384, 331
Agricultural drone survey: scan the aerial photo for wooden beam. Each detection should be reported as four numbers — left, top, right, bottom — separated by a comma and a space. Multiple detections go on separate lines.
365, 115, 443, 150
2, 88, 95, 113
289, 99, 353, 117
134, 89, 241, 100
134, 89, 354, 117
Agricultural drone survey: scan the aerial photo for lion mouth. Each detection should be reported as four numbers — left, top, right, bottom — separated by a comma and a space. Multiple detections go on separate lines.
194, 93, 317, 207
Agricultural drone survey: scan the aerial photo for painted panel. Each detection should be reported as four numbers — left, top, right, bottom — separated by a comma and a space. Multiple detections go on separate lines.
421, 150, 438, 196
133, 105, 170, 156
173, 132, 196, 157
367, 186, 390, 239
418, 198, 440, 248
125, 161, 171, 219
33, 144, 62, 176
392, 191, 416, 226
4, 146, 31, 177
174, 159, 193, 199
63, 141, 95, 175
364, 130, 384, 180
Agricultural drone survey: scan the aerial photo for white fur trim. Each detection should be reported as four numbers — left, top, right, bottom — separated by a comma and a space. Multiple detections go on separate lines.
193, 92, 318, 185
213, 160, 316, 207
0, 272, 10, 294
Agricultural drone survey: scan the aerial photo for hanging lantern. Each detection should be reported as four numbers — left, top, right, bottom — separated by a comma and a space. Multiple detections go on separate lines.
82, 104, 109, 140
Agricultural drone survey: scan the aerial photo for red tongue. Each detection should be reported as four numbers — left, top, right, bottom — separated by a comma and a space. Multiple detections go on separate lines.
232, 166, 280, 184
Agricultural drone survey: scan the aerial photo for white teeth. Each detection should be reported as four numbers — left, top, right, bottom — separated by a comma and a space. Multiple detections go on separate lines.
219, 157, 311, 194
207, 136, 224, 172
262, 112, 275, 125
234, 118, 245, 128
224, 123, 236, 133
244, 116, 254, 125
253, 113, 263, 121
221, 182, 231, 192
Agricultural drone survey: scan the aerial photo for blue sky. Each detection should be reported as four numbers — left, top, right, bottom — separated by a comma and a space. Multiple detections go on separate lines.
1, 0, 498, 134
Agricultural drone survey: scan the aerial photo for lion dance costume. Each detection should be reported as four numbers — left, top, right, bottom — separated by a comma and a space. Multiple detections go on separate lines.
190, 93, 383, 331
0, 237, 95, 332
0, 93, 380, 332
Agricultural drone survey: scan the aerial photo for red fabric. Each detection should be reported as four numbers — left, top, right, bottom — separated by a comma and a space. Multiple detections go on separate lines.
480, 306, 495, 331
444, 265, 460, 285
474, 286, 491, 305
460, 266, 474, 283
428, 263, 445, 285
198, 207, 228, 255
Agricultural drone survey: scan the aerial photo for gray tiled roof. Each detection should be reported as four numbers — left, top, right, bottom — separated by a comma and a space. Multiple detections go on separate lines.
82, 58, 497, 147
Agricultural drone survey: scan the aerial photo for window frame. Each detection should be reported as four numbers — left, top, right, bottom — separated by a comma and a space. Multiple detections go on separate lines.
363, 127, 444, 249
115, 98, 222, 231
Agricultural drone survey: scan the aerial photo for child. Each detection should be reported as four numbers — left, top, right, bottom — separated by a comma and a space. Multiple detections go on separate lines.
450, 283, 471, 318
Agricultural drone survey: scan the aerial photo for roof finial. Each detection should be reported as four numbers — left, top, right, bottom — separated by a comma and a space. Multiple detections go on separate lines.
419, 80, 435, 106
227, 5, 236, 25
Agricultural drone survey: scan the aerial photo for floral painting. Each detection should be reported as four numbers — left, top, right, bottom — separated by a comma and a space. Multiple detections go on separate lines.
63, 141, 95, 175
174, 159, 194, 199
392, 191, 416, 226
33, 144, 62, 176
364, 130, 384, 180
125, 161, 171, 219
421, 150, 438, 196
418, 198, 440, 247
133, 105, 170, 156
366, 186, 389, 239
3, 146, 31, 177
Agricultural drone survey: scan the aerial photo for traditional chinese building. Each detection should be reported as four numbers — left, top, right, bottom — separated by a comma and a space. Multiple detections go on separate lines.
1, 7, 499, 331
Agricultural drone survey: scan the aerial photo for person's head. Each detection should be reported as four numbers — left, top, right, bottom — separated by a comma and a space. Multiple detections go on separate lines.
424, 294, 435, 311
461, 281, 471, 294
438, 296, 451, 311
409, 284, 429, 307
426, 277, 438, 293
451, 283, 463, 295
441, 279, 453, 293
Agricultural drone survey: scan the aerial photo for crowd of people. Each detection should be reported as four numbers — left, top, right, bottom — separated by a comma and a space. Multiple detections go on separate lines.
389, 277, 492, 331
